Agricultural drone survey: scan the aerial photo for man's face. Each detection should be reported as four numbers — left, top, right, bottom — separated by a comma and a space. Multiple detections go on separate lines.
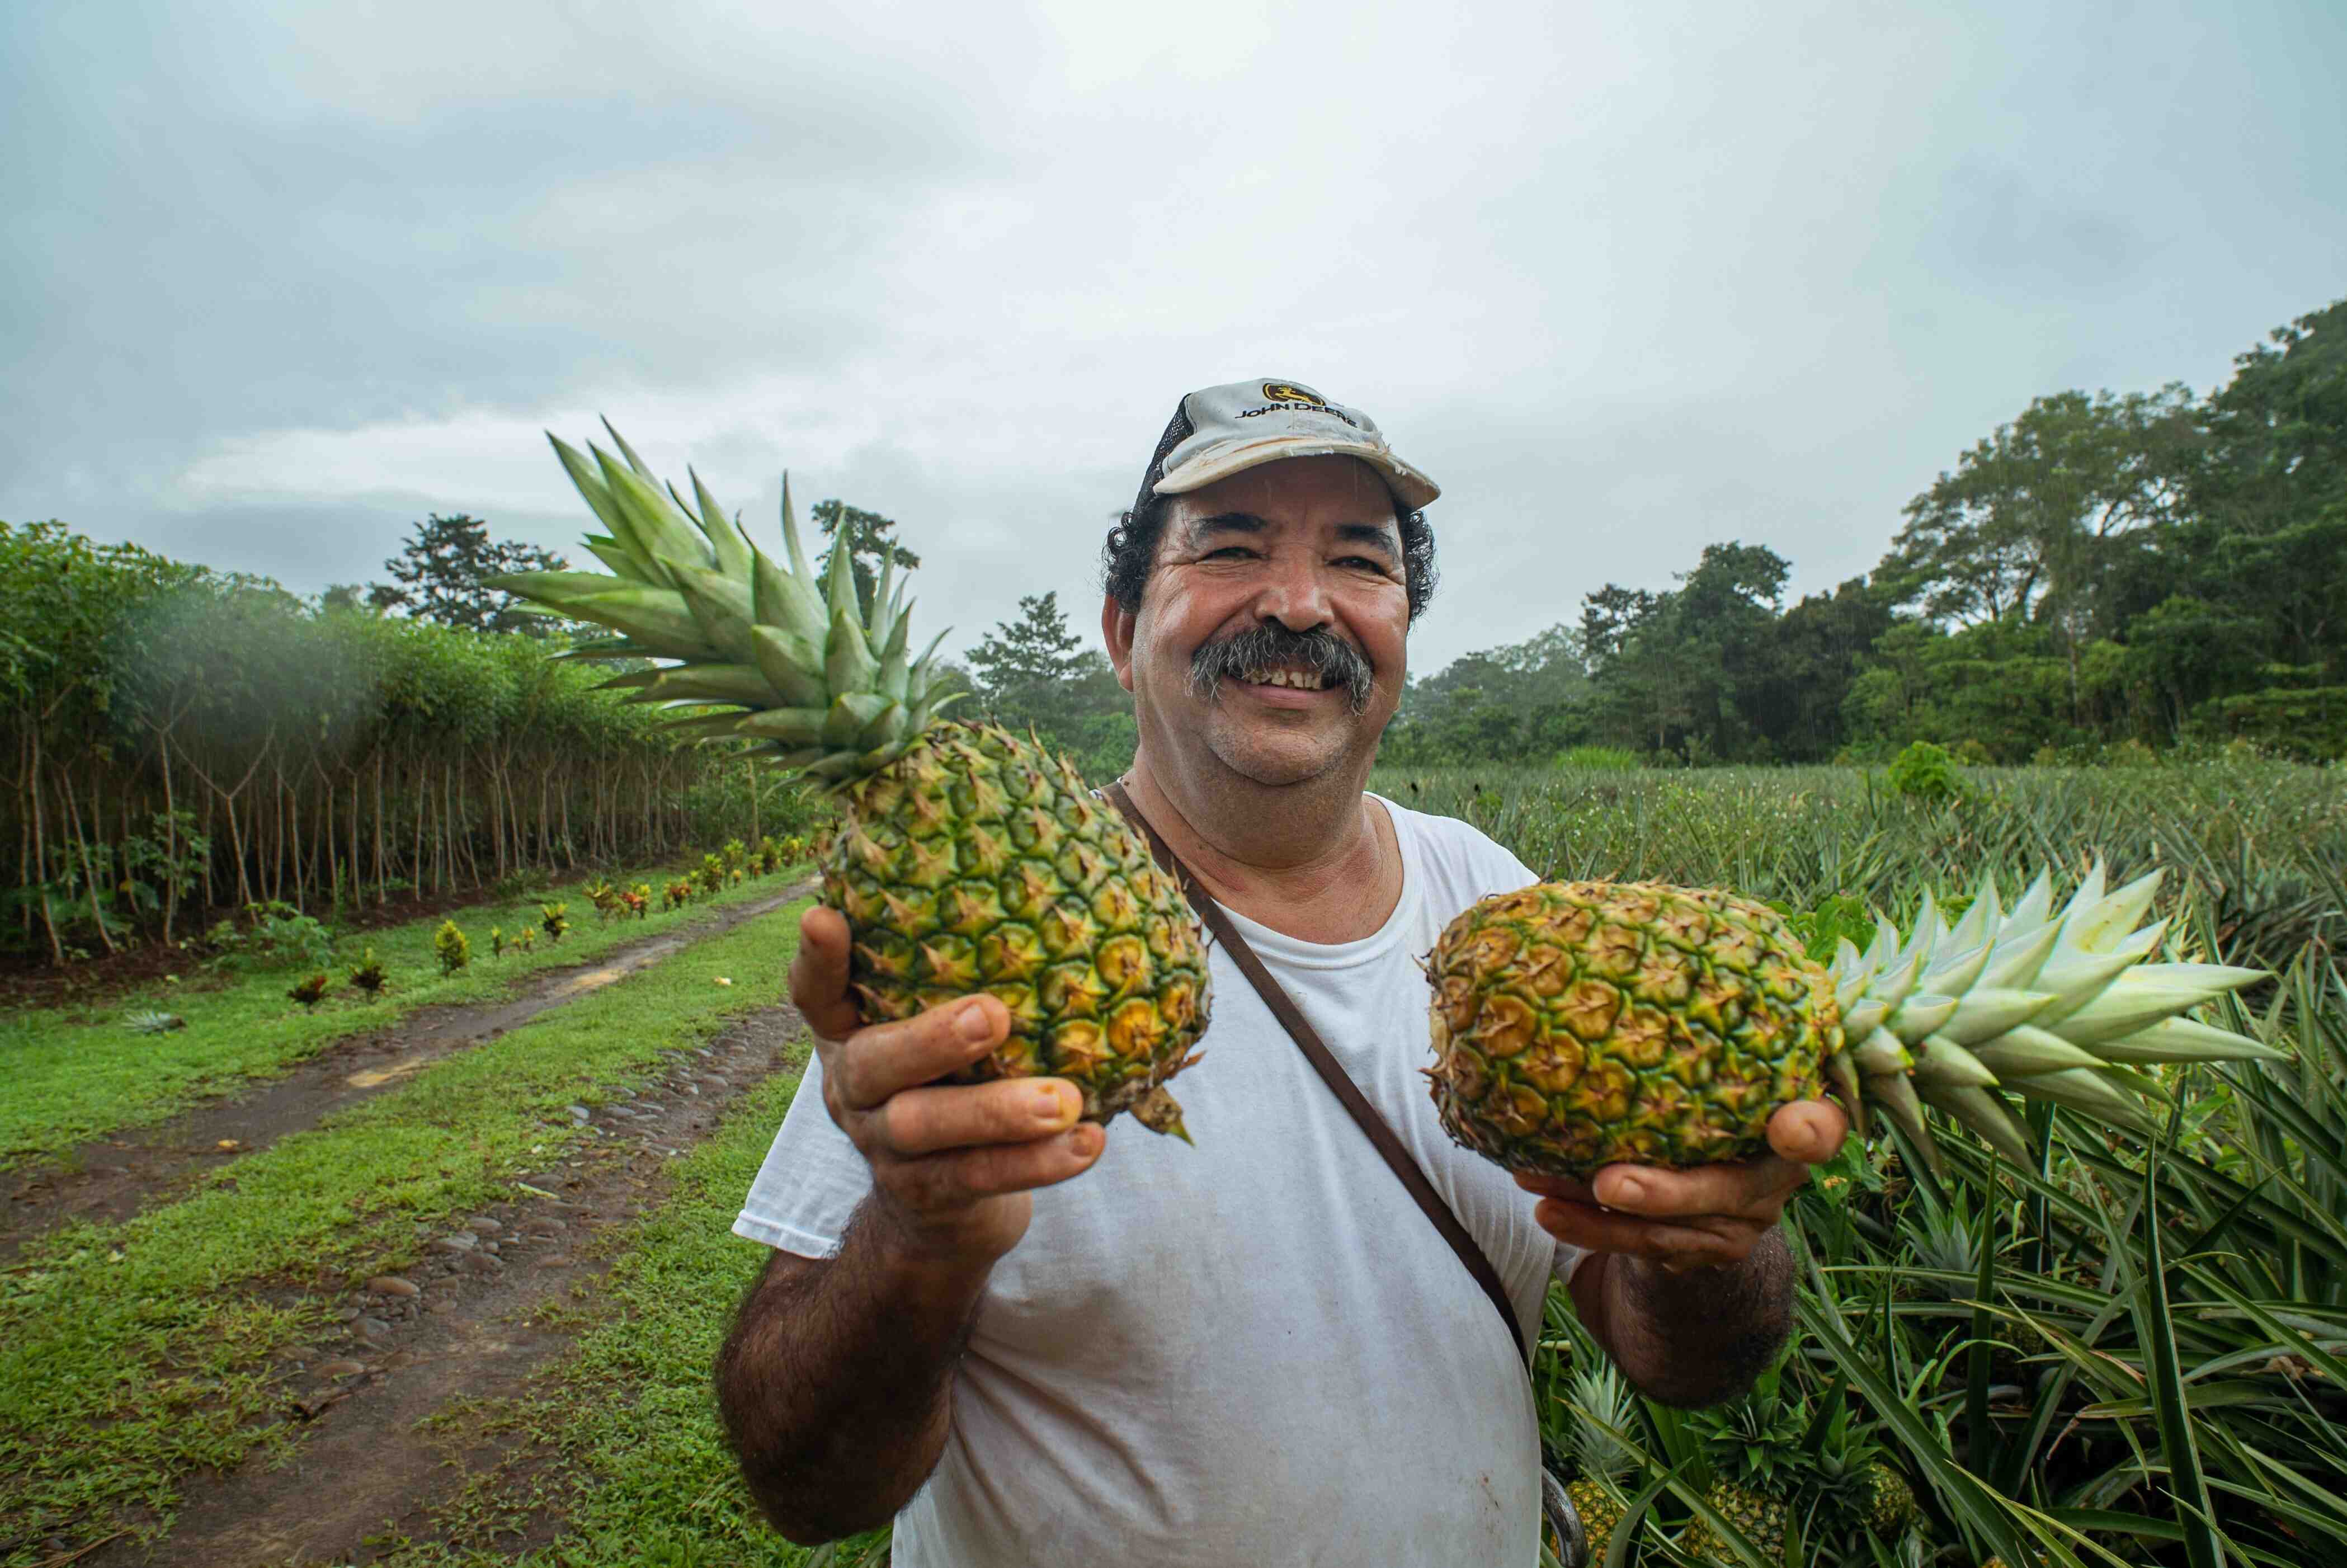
1104, 454, 1411, 791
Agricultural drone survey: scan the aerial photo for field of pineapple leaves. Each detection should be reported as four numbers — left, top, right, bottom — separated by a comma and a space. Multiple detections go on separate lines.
1, 760, 2340, 1567
1389, 757, 2343, 1568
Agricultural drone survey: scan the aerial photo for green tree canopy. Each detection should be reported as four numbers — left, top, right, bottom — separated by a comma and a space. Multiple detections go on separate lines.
369, 513, 568, 635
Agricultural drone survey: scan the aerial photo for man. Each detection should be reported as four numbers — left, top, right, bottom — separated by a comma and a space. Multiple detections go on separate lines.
715, 380, 1850, 1564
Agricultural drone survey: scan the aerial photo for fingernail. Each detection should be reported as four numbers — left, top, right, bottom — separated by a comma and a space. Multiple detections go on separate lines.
1034, 1084, 1072, 1120
1066, 1124, 1101, 1156
957, 1002, 993, 1043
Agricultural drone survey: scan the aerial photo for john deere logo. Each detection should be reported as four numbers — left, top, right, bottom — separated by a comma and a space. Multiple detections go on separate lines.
1261, 382, 1327, 408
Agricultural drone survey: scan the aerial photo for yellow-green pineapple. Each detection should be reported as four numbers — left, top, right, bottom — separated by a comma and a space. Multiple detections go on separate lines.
493, 425, 1209, 1136
1427, 869, 2285, 1181
1552, 1356, 1639, 1562
1680, 1483, 1789, 1562
1863, 1462, 1916, 1536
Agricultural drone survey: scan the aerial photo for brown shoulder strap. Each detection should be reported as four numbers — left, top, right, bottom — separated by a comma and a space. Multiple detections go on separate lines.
1102, 780, 1528, 1371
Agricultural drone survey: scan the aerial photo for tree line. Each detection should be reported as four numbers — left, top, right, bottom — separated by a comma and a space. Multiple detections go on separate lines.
1387, 295, 2346, 766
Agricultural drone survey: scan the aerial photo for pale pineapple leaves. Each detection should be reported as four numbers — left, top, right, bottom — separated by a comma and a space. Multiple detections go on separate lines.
1828, 861, 2287, 1173
487, 422, 958, 784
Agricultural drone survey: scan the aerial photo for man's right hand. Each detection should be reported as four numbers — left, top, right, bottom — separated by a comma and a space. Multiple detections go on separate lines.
789, 905, 1106, 1265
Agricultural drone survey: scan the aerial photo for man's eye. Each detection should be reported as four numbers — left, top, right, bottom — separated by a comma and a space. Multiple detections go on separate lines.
1203, 546, 1255, 561
1339, 556, 1392, 572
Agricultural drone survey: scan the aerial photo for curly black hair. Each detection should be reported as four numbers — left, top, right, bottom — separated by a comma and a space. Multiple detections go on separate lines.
1100, 397, 1440, 623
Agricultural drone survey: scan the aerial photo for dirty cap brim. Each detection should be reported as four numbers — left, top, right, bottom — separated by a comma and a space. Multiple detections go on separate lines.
1146, 379, 1439, 512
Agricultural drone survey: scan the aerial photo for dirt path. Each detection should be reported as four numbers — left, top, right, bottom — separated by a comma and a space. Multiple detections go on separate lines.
1, 883, 812, 1265
69, 1004, 808, 1568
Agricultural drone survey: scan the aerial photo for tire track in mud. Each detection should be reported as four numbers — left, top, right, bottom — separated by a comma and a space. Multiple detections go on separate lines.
2, 883, 813, 1265
71, 1005, 810, 1568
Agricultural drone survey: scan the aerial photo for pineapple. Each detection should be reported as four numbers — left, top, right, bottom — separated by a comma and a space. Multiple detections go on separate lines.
1427, 868, 2287, 1180
1863, 1463, 1917, 1536
1556, 1357, 1639, 1562
1680, 1484, 1789, 1562
492, 424, 1210, 1138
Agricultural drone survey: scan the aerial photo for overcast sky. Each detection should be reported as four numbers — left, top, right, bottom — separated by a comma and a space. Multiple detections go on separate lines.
6, 1, 2342, 677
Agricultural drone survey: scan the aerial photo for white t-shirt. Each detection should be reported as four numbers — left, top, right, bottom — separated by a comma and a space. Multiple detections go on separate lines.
733, 798, 1586, 1567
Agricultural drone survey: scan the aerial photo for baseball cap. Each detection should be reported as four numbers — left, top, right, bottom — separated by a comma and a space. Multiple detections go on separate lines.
1131, 379, 1440, 519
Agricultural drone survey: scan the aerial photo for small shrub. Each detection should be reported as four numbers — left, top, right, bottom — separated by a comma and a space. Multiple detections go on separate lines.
664, 878, 692, 911
720, 837, 748, 875
697, 854, 725, 895
489, 925, 507, 959
539, 902, 570, 944
1885, 741, 1968, 803
628, 882, 653, 918
512, 926, 537, 954
347, 948, 389, 998
206, 900, 337, 972
494, 867, 553, 900
287, 972, 330, 1009
1553, 745, 1642, 772
1950, 738, 1993, 766
433, 920, 470, 975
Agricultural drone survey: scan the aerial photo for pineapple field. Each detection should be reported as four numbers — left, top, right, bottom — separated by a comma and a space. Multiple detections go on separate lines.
0, 752, 2335, 1567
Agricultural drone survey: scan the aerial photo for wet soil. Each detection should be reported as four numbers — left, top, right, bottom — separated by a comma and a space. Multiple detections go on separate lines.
69, 1006, 808, 1568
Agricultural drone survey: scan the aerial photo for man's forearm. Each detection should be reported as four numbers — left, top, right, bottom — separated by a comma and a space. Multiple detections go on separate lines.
1574, 1230, 1793, 1409
715, 1199, 996, 1542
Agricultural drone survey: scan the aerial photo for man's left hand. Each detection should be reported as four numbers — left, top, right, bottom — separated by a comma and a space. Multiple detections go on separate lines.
1516, 1100, 1850, 1274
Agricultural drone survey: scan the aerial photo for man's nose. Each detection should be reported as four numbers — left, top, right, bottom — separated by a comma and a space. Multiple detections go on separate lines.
1249, 554, 1333, 632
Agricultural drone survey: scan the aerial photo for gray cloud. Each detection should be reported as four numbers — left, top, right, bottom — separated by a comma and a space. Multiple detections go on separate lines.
4, 0, 2342, 680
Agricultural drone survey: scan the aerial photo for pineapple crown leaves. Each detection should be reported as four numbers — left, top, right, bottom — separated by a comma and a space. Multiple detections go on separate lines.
486, 421, 958, 785
1559, 1358, 1643, 1485
1822, 859, 2286, 1174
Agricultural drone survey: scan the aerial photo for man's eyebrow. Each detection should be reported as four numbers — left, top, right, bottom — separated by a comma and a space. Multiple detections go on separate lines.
1185, 512, 1402, 559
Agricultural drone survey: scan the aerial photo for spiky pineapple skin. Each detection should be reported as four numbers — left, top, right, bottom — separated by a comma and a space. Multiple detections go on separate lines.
824, 723, 1209, 1129
1681, 1483, 1790, 1562
1864, 1462, 1917, 1534
1427, 882, 1835, 1179
1563, 1476, 1623, 1558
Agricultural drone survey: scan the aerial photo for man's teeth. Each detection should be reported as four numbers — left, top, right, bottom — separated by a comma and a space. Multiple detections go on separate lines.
1241, 666, 1327, 690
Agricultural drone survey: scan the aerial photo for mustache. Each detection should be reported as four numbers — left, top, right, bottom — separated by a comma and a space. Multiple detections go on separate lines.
1187, 625, 1376, 715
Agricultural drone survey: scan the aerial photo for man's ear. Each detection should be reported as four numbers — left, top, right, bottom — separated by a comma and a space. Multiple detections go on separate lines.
1100, 595, 1137, 694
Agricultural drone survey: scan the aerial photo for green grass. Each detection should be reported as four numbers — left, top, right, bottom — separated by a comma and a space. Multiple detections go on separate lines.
369, 1060, 889, 1568
0, 895, 814, 1565
0, 863, 810, 1172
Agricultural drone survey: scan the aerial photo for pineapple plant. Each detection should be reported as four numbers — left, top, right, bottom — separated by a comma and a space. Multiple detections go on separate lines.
1680, 1484, 1790, 1564
347, 948, 388, 998
489, 423, 1210, 1138
1553, 1354, 1639, 1564
1427, 865, 2288, 1180
540, 902, 569, 943
434, 919, 470, 974
287, 972, 330, 1009
124, 1009, 187, 1033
